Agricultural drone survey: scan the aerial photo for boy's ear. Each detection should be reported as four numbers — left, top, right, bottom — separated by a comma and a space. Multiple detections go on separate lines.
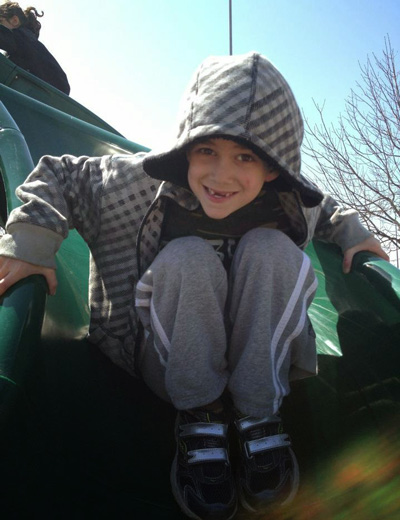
264, 169, 280, 183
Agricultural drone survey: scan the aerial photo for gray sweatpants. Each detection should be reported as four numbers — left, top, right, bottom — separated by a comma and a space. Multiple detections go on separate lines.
135, 228, 318, 417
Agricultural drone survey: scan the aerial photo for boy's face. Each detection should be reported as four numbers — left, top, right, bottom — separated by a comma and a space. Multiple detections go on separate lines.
187, 138, 279, 219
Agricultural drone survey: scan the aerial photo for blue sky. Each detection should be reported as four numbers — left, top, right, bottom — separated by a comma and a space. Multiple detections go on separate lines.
19, 0, 400, 152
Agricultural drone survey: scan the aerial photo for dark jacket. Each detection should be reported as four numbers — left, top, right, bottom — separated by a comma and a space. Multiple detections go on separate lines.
0, 25, 70, 94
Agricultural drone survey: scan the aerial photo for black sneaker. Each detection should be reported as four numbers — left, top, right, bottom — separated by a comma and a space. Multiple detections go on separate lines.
234, 414, 299, 512
171, 409, 237, 519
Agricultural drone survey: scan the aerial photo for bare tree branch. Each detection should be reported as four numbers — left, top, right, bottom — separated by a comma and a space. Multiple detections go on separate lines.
303, 36, 400, 259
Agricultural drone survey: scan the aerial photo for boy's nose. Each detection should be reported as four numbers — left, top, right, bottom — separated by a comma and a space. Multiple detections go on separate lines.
209, 159, 232, 184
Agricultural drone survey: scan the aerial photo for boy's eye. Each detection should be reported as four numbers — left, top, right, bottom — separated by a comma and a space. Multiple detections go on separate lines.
237, 153, 255, 162
197, 147, 214, 155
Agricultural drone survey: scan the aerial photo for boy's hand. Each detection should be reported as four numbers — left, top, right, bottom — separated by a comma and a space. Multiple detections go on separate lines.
0, 257, 57, 296
342, 237, 390, 274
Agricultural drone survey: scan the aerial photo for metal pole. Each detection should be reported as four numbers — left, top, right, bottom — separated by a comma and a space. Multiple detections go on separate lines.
229, 0, 233, 55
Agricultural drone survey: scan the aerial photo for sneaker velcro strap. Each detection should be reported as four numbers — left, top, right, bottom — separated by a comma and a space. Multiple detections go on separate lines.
179, 422, 228, 438
245, 433, 291, 458
235, 415, 280, 432
187, 447, 229, 464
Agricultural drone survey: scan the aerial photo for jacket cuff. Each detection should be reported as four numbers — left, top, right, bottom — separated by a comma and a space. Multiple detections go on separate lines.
0, 223, 63, 268
335, 215, 373, 252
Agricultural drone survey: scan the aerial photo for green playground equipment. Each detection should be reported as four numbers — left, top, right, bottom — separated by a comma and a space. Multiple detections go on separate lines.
0, 53, 123, 136
0, 59, 399, 519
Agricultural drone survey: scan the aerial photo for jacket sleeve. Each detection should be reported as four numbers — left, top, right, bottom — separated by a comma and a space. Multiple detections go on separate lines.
0, 154, 111, 268
313, 192, 373, 251
0, 25, 17, 55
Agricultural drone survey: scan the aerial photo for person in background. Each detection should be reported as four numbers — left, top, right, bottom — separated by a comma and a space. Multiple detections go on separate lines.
0, 1, 70, 94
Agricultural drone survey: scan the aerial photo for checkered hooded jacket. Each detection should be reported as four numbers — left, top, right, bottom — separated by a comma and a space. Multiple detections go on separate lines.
1, 52, 372, 375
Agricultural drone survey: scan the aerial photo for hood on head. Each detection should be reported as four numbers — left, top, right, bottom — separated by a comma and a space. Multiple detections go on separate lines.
143, 52, 323, 208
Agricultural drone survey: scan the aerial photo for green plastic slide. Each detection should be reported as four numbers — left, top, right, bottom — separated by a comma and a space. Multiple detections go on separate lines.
0, 62, 399, 518
0, 53, 123, 136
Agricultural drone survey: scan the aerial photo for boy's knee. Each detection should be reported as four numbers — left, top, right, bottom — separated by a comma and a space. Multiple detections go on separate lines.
163, 235, 215, 257
239, 228, 297, 256
232, 228, 305, 274
144, 236, 227, 293
154, 236, 221, 272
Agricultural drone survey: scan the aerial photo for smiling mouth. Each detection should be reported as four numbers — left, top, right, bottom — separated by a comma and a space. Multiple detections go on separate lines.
205, 186, 237, 199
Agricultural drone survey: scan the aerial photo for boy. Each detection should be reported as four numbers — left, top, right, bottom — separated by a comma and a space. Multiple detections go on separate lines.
0, 52, 387, 519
